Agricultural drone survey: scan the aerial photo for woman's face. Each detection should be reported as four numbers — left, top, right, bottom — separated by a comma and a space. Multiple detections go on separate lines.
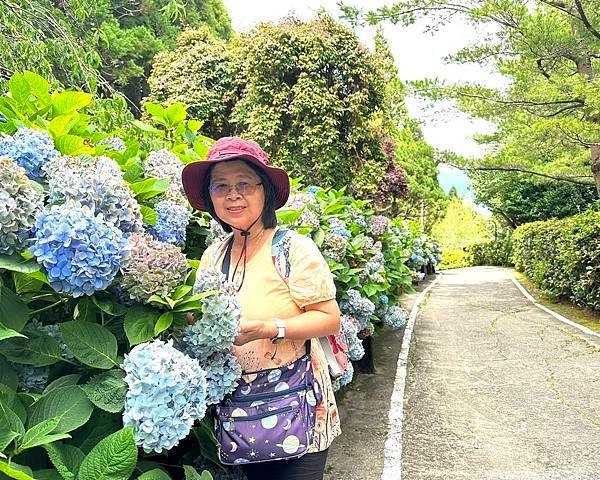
209, 160, 265, 231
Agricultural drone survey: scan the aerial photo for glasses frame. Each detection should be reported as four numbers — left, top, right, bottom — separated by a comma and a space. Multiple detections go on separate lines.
208, 181, 263, 197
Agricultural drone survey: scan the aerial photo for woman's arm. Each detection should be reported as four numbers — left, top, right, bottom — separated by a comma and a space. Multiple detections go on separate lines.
233, 299, 340, 346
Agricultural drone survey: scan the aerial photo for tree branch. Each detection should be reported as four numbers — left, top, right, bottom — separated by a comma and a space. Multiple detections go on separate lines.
573, 0, 600, 41
446, 162, 594, 185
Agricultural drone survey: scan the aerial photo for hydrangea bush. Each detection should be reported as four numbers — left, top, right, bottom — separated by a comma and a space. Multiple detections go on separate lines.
0, 72, 441, 479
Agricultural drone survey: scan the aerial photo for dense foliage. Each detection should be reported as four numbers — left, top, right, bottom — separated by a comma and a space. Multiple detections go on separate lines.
0, 0, 233, 108
0, 72, 440, 480
512, 208, 600, 310
471, 171, 597, 228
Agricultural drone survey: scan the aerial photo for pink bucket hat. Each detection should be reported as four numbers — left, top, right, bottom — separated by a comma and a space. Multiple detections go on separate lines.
182, 136, 290, 212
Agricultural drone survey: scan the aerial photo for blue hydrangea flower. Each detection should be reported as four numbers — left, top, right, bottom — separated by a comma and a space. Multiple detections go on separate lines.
0, 128, 59, 180
15, 364, 49, 393
348, 206, 366, 228
307, 185, 320, 194
193, 267, 229, 294
182, 292, 241, 359
144, 149, 187, 205
379, 294, 389, 305
329, 218, 351, 239
205, 219, 227, 247
147, 200, 191, 246
122, 339, 208, 454
44, 155, 142, 234
29, 202, 129, 297
383, 305, 409, 329
201, 351, 242, 405
360, 252, 386, 283
332, 362, 354, 392
340, 314, 359, 342
347, 339, 365, 361
339, 289, 375, 330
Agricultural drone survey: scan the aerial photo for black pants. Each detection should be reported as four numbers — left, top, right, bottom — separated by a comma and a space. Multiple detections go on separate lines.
242, 449, 328, 480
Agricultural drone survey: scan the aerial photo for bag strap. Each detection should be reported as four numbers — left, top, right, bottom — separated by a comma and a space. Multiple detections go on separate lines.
221, 236, 234, 278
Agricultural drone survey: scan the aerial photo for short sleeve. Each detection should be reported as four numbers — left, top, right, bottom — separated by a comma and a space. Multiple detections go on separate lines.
288, 234, 337, 308
198, 243, 217, 270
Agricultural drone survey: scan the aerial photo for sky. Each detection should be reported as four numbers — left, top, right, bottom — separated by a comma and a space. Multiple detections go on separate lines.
221, 0, 504, 211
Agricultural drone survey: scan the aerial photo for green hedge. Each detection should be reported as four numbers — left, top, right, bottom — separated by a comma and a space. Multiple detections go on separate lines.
469, 236, 513, 267
512, 209, 600, 311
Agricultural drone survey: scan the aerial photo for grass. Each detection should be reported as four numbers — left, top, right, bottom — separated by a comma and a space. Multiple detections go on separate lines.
512, 270, 600, 334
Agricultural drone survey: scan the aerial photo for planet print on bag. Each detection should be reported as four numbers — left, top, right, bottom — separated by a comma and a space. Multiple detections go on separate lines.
276, 435, 305, 454
268, 369, 282, 383
260, 414, 278, 429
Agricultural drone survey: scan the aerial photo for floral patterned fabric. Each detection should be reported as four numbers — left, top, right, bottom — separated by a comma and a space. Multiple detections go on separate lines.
199, 227, 341, 452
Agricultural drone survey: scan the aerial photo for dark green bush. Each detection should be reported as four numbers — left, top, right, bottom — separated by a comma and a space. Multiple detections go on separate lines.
469, 236, 513, 267
512, 209, 600, 311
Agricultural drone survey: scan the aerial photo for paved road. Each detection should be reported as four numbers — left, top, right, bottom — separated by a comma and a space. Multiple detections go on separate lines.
403, 267, 600, 480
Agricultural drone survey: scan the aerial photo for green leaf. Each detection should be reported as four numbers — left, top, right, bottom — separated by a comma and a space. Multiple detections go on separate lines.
48, 114, 78, 138
27, 386, 93, 434
0, 428, 20, 452
12, 271, 46, 294
69, 410, 121, 454
90, 295, 126, 317
153, 312, 173, 336
18, 417, 71, 452
129, 178, 170, 201
124, 306, 161, 345
140, 206, 157, 225
137, 469, 171, 480
144, 103, 167, 125
32, 469, 63, 480
132, 120, 160, 134
0, 357, 18, 390
313, 228, 325, 247
8, 73, 31, 105
0, 401, 24, 451
73, 298, 96, 323
80, 370, 126, 414
54, 134, 92, 156
0, 255, 40, 274
183, 466, 212, 480
187, 120, 203, 133
0, 324, 26, 342
44, 443, 85, 480
171, 285, 192, 300
0, 460, 35, 480
59, 321, 118, 369
164, 103, 187, 128
0, 286, 29, 332
0, 335, 62, 366
77, 427, 137, 480
23, 71, 51, 99
51, 91, 92, 115
43, 375, 81, 395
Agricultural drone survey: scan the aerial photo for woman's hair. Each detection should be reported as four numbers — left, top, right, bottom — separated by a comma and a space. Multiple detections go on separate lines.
201, 159, 278, 232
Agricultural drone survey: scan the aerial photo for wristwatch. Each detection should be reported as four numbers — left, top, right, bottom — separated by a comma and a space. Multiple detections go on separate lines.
270, 318, 286, 343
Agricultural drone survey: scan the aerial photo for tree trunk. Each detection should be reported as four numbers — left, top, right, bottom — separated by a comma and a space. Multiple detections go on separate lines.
592, 141, 600, 195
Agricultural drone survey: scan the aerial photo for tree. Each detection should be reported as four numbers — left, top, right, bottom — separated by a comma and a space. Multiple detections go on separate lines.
431, 196, 490, 250
341, 0, 600, 194
471, 170, 597, 227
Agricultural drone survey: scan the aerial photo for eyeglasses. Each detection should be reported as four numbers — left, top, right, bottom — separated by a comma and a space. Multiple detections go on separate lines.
208, 181, 263, 197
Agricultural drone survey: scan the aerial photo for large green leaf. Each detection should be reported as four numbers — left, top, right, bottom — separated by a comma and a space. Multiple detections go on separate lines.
164, 103, 187, 128
54, 134, 92, 156
51, 91, 92, 115
23, 71, 51, 99
8, 73, 31, 105
17, 417, 70, 452
27, 386, 93, 433
137, 469, 172, 480
0, 323, 26, 342
59, 321, 118, 369
12, 271, 46, 294
0, 255, 40, 274
73, 298, 97, 323
69, 410, 121, 454
124, 306, 161, 345
183, 466, 212, 480
77, 427, 137, 480
0, 335, 62, 366
153, 312, 173, 336
0, 460, 34, 480
0, 286, 29, 332
0, 357, 18, 390
80, 370, 126, 413
0, 401, 24, 451
44, 443, 85, 480
48, 114, 78, 138
43, 375, 81, 395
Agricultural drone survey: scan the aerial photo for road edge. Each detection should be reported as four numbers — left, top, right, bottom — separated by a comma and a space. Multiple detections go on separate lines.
380, 276, 440, 480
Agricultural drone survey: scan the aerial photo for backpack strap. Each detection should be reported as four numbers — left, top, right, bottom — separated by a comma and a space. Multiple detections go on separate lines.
271, 227, 294, 285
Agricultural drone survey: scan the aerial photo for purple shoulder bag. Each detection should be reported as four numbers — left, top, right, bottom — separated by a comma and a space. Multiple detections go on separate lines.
215, 341, 322, 465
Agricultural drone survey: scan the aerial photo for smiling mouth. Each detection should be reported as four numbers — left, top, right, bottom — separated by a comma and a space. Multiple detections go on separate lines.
227, 207, 245, 212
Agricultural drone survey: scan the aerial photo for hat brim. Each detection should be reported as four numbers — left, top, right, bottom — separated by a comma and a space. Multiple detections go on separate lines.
182, 153, 290, 212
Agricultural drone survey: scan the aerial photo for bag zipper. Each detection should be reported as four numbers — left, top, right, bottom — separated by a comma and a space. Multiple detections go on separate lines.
230, 383, 308, 404
228, 405, 293, 422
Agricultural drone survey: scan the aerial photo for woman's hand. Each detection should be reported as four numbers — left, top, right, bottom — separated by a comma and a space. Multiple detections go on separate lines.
234, 319, 274, 346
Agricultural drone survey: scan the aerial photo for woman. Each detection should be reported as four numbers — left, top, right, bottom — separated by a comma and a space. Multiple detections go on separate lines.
182, 136, 342, 480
